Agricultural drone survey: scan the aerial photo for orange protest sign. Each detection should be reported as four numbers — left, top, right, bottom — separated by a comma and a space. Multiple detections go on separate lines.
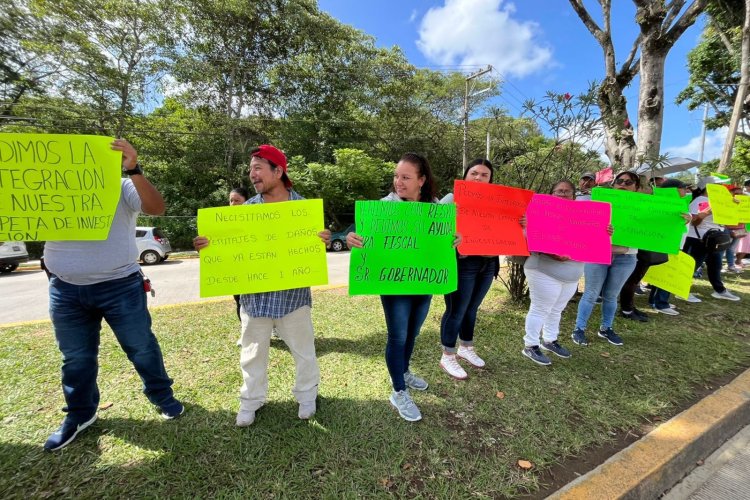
453, 180, 533, 256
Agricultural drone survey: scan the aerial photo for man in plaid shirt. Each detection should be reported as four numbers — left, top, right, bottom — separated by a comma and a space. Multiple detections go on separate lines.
194, 145, 330, 426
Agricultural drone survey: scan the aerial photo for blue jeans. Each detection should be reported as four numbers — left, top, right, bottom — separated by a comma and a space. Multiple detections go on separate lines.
683, 237, 726, 293
380, 295, 432, 392
575, 254, 637, 331
648, 286, 671, 310
49, 273, 175, 423
440, 256, 497, 352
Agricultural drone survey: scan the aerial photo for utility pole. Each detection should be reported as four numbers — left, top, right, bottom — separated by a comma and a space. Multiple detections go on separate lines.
463, 65, 492, 170
699, 103, 708, 163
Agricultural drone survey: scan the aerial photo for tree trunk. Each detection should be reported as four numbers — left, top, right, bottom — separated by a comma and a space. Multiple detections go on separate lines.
598, 80, 637, 168
636, 45, 668, 163
719, 0, 750, 171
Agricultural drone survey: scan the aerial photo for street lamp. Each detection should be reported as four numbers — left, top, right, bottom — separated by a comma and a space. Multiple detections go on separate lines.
463, 65, 492, 170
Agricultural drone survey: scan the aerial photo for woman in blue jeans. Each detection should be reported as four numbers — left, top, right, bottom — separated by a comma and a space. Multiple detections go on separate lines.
572, 171, 640, 347
348, 153, 459, 422
438, 159, 498, 380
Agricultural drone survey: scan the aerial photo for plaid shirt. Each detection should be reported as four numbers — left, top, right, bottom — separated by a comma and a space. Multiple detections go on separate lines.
239, 189, 313, 318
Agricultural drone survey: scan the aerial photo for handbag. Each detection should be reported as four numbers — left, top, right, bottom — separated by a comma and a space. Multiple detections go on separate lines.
636, 249, 668, 266
698, 228, 732, 252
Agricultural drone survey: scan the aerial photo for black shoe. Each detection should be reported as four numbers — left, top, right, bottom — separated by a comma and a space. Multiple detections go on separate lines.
44, 414, 97, 451
634, 285, 647, 296
160, 400, 185, 420
595, 296, 603, 304
620, 309, 648, 322
598, 328, 623, 346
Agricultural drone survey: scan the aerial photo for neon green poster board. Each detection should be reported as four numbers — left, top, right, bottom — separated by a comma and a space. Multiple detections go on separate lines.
197, 200, 328, 297
706, 184, 740, 225
349, 201, 457, 295
738, 196, 750, 223
643, 251, 696, 299
591, 187, 688, 254
0, 133, 122, 241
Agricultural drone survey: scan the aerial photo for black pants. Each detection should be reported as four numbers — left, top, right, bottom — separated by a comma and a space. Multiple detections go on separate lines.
619, 259, 651, 311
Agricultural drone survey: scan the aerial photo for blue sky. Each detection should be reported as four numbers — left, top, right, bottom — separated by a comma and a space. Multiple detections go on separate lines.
318, 0, 722, 163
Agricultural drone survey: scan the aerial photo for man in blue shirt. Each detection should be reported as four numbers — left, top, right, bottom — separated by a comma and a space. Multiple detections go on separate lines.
194, 145, 330, 426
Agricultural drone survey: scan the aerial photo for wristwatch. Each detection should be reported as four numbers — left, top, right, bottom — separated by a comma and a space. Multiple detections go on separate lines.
123, 163, 143, 176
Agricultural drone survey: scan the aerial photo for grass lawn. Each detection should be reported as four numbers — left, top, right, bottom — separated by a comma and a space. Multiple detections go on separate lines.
1, 275, 749, 498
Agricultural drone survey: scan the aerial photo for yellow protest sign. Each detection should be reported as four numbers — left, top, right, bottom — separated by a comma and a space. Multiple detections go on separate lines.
0, 133, 122, 241
197, 200, 328, 297
738, 195, 750, 223
643, 251, 696, 299
706, 184, 739, 225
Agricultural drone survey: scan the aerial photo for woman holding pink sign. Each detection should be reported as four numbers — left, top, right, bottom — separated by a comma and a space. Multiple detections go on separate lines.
521, 180, 616, 365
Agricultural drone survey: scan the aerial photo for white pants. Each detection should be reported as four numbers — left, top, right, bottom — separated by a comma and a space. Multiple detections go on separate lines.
523, 269, 578, 347
238, 305, 320, 410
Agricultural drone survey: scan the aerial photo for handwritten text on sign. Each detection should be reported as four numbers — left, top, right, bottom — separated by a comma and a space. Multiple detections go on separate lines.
591, 187, 689, 254
197, 200, 328, 297
705, 184, 750, 225
0, 133, 122, 241
349, 201, 457, 295
526, 194, 612, 264
454, 180, 533, 256
643, 251, 696, 299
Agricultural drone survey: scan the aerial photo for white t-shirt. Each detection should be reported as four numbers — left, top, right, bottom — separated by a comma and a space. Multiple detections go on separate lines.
688, 195, 722, 239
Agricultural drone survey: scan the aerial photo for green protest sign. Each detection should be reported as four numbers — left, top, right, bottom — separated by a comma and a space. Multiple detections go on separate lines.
591, 187, 688, 254
197, 200, 328, 297
0, 133, 122, 241
349, 201, 457, 295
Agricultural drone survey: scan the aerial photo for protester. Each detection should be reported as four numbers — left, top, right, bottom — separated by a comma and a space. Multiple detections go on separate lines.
647, 179, 693, 315
619, 180, 692, 322
575, 172, 596, 200
437, 159, 498, 380
194, 145, 331, 426
572, 171, 640, 347
229, 187, 250, 321
43, 139, 184, 451
682, 177, 740, 301
347, 152, 458, 422
723, 185, 745, 273
522, 180, 614, 365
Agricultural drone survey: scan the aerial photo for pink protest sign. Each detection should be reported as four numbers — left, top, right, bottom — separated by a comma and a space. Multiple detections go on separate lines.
526, 194, 612, 264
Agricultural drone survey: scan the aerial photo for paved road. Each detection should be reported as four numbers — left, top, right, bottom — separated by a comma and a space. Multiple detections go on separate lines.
663, 424, 750, 500
0, 252, 351, 325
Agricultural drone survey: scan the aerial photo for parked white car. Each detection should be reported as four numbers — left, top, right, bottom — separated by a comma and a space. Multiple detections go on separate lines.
135, 227, 172, 265
0, 241, 29, 273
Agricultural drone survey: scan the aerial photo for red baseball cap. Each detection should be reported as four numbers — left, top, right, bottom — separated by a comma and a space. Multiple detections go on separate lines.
251, 144, 292, 188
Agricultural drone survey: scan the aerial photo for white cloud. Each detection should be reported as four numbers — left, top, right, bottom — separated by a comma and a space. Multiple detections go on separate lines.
417, 0, 553, 78
664, 128, 727, 162
409, 9, 418, 23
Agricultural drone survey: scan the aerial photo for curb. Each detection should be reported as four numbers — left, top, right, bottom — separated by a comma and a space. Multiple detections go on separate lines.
547, 368, 750, 499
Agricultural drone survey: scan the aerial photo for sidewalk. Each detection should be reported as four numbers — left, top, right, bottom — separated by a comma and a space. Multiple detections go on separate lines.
548, 368, 750, 499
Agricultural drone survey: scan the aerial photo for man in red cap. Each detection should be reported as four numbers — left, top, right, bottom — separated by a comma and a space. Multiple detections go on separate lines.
194, 144, 330, 426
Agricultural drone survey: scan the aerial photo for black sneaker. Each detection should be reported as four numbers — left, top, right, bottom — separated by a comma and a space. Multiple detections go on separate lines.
598, 328, 623, 346
634, 285, 647, 295
160, 400, 185, 420
571, 328, 588, 346
620, 309, 648, 322
521, 346, 551, 366
595, 296, 603, 304
541, 340, 571, 358
44, 414, 97, 451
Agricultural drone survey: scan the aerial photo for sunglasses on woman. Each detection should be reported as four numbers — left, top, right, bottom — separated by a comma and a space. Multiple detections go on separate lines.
614, 178, 635, 186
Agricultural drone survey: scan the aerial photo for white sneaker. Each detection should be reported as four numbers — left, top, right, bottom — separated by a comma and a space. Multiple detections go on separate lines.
712, 290, 740, 301
236, 408, 256, 427
298, 401, 316, 420
682, 293, 702, 303
440, 353, 468, 380
457, 345, 485, 368
653, 306, 679, 316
